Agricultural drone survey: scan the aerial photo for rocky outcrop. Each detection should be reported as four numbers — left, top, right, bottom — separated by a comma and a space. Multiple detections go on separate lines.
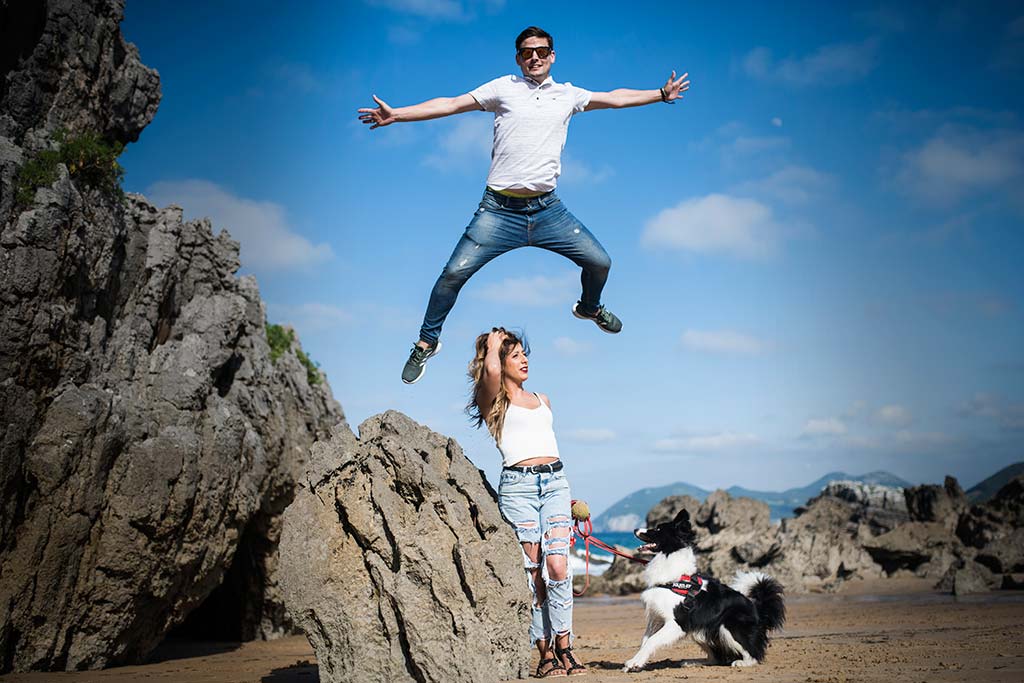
956, 476, 1024, 574
646, 494, 701, 528
1, 0, 344, 672
590, 475, 1024, 597
0, 0, 160, 218
280, 411, 530, 683
905, 476, 967, 531
767, 496, 884, 591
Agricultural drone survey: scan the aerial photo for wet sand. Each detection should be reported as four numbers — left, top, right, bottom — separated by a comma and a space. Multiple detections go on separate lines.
2, 580, 1022, 682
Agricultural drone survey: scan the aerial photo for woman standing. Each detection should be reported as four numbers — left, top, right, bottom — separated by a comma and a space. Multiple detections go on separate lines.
468, 328, 586, 678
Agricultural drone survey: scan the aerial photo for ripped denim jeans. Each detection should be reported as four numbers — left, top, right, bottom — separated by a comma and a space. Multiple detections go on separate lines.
498, 467, 574, 647
417, 189, 612, 346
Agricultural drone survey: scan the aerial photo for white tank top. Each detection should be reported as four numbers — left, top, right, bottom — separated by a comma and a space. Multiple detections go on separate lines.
498, 392, 561, 467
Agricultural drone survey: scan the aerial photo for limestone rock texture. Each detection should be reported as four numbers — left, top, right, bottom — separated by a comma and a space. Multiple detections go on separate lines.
1, 0, 345, 671
280, 411, 531, 683
589, 475, 1024, 597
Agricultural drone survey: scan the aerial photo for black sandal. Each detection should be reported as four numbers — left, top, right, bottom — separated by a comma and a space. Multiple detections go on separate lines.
535, 657, 567, 678
556, 646, 587, 676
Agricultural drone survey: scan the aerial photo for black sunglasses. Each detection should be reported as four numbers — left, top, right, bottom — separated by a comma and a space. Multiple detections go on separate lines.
517, 46, 552, 60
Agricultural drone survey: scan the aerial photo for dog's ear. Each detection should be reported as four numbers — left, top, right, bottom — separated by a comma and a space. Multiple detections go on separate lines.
672, 508, 697, 545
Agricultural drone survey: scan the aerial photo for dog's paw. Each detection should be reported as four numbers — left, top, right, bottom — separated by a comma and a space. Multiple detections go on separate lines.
622, 659, 644, 673
730, 658, 756, 667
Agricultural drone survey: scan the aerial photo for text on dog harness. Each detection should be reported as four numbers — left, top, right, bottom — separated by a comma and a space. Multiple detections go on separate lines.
657, 573, 705, 601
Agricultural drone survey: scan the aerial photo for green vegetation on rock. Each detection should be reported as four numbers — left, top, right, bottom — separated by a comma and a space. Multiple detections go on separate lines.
14, 129, 125, 208
266, 323, 322, 385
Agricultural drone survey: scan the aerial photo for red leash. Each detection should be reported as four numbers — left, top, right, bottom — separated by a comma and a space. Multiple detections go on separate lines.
571, 511, 648, 597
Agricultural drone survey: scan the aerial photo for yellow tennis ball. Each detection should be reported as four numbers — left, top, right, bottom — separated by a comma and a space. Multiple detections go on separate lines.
571, 499, 590, 521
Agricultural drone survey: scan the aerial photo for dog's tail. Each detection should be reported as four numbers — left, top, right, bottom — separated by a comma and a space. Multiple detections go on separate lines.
730, 571, 786, 632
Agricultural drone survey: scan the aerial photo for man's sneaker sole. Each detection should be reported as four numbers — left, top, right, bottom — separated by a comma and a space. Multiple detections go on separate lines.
402, 341, 442, 385
572, 303, 621, 334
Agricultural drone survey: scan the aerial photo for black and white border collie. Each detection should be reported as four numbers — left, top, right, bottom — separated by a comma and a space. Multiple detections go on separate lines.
623, 509, 786, 672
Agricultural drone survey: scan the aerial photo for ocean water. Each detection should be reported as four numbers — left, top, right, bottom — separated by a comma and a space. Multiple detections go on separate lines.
568, 529, 642, 576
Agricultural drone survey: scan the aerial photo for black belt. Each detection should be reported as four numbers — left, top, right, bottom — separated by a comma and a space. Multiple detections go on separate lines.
503, 460, 563, 474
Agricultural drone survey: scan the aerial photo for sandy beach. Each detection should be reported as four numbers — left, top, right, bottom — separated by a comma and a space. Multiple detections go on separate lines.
2, 579, 1021, 683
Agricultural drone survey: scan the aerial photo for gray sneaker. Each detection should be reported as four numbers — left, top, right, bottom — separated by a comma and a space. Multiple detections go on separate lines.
572, 301, 622, 334
401, 341, 442, 384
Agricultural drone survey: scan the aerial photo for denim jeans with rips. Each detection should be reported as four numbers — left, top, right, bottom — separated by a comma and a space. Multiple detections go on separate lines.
418, 188, 612, 345
498, 467, 574, 647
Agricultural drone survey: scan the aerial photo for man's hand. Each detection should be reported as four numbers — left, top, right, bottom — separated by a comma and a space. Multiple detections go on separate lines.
662, 71, 690, 102
358, 95, 396, 129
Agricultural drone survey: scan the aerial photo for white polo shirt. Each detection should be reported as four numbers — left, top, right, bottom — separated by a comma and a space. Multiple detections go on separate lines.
469, 74, 592, 193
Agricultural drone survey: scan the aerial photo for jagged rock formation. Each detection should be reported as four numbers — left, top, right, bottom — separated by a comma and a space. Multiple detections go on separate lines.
1, 0, 344, 672
280, 411, 530, 683
586, 475, 1024, 597
905, 476, 967, 531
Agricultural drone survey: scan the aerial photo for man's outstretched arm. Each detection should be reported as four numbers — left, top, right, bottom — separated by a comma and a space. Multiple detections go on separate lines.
585, 71, 690, 111
358, 93, 482, 129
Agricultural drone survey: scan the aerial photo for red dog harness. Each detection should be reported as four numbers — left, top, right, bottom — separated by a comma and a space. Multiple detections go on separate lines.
658, 573, 706, 602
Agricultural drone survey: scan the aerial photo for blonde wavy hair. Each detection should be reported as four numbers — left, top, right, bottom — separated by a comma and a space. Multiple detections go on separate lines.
467, 327, 529, 445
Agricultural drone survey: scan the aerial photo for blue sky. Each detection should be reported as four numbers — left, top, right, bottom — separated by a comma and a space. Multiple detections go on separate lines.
120, 1, 1024, 515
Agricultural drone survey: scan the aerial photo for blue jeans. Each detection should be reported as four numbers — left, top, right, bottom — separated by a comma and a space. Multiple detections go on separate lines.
418, 188, 612, 345
498, 468, 574, 647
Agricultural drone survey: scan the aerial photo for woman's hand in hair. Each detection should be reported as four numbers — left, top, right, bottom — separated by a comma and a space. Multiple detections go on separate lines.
487, 328, 506, 349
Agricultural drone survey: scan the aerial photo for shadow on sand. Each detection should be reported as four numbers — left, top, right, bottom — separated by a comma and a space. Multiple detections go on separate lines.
262, 660, 319, 682
589, 657, 711, 671
145, 639, 242, 663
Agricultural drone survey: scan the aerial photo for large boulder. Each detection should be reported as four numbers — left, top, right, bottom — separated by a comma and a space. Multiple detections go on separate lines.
861, 522, 963, 578
905, 476, 967, 531
280, 411, 530, 683
813, 480, 909, 535
646, 494, 701, 528
693, 491, 775, 579
763, 496, 883, 591
957, 475, 1024, 573
1, 0, 344, 671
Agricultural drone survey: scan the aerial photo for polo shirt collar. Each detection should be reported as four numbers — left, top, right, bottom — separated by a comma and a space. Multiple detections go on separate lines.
516, 74, 556, 89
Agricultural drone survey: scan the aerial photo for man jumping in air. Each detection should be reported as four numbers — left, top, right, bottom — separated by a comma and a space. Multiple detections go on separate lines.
359, 26, 689, 384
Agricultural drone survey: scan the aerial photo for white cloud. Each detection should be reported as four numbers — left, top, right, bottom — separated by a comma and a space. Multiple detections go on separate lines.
654, 432, 759, 453
680, 329, 766, 355
771, 117, 783, 127
959, 393, 1024, 431
897, 125, 1024, 203
742, 39, 880, 86
876, 404, 912, 426
366, 0, 506, 21
565, 428, 616, 442
561, 153, 614, 184
366, 0, 464, 20
145, 180, 333, 272
266, 302, 351, 333
642, 194, 778, 258
423, 116, 492, 171
727, 135, 790, 156
732, 165, 833, 205
474, 271, 578, 307
843, 400, 868, 419
552, 336, 591, 355
800, 417, 847, 438
894, 430, 953, 447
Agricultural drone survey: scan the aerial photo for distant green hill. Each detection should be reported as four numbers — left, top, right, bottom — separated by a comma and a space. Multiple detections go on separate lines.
592, 471, 912, 531
965, 461, 1024, 502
